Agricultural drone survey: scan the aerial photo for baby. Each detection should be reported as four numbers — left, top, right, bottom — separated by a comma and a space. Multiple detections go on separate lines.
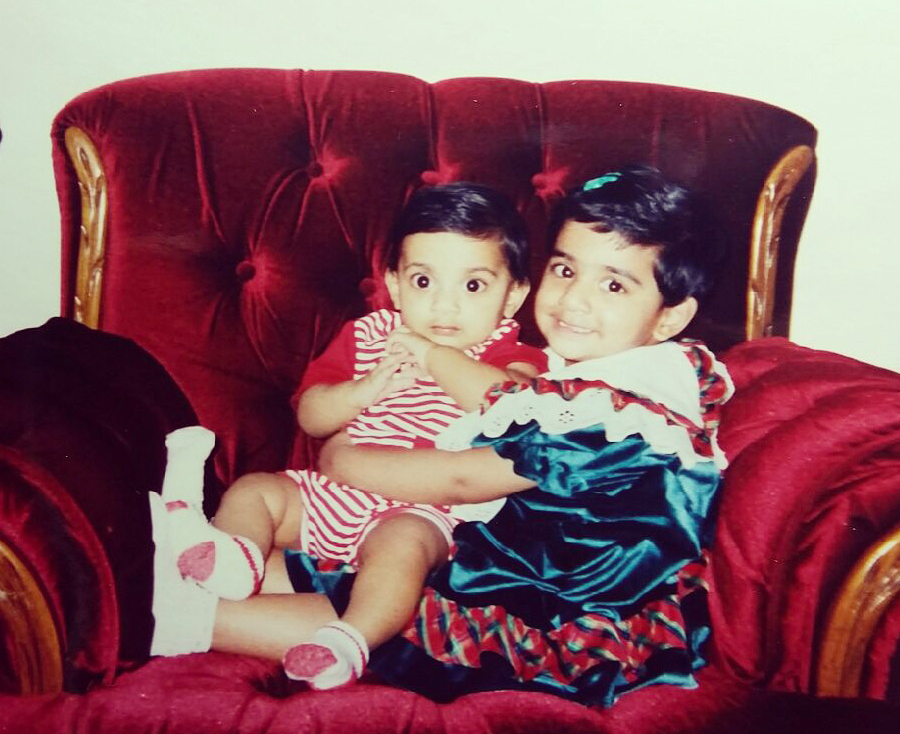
157, 182, 547, 688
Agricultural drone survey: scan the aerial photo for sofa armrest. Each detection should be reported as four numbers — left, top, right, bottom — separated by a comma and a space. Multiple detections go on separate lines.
0, 318, 213, 693
0, 536, 63, 693
818, 523, 900, 697
712, 337, 900, 695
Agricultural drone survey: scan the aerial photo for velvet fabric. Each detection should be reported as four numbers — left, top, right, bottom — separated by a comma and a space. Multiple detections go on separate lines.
51, 69, 817, 490
451, 432, 717, 609
3, 321, 900, 732
0, 68, 890, 731
710, 338, 900, 694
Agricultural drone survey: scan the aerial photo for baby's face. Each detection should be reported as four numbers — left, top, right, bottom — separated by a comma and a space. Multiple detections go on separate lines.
535, 220, 671, 363
385, 232, 528, 351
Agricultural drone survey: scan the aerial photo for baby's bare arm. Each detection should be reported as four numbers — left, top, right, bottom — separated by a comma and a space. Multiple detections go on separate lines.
319, 436, 534, 505
296, 352, 413, 437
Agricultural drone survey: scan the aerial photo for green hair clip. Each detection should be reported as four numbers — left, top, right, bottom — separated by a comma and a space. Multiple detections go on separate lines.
582, 172, 621, 191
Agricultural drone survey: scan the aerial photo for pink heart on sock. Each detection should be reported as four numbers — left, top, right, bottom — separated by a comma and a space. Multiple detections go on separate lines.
283, 644, 337, 680
178, 541, 215, 582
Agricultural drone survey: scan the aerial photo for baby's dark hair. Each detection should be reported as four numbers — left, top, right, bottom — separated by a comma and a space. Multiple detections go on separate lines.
549, 165, 723, 306
387, 182, 529, 282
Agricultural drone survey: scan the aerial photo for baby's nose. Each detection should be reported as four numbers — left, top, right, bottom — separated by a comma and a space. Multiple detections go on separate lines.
431, 287, 460, 312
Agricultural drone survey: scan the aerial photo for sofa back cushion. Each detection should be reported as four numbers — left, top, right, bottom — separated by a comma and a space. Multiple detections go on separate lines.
51, 69, 817, 489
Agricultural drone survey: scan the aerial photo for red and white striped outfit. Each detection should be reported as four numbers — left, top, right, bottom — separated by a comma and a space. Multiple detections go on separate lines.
285, 309, 546, 566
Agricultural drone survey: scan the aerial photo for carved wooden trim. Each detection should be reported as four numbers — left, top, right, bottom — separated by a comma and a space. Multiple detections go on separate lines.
0, 539, 64, 693
64, 126, 107, 330
746, 144, 815, 340
817, 523, 900, 697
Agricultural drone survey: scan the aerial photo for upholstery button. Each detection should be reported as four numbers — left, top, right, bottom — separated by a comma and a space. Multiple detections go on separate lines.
306, 161, 323, 178
235, 260, 256, 282
531, 169, 567, 198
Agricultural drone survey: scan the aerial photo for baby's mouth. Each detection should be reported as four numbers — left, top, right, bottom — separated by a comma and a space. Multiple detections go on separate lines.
430, 325, 460, 336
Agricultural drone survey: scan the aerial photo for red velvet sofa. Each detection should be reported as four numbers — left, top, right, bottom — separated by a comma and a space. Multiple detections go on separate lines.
2, 69, 900, 733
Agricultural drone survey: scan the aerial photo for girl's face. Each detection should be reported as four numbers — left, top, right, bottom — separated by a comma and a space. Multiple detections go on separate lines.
384, 231, 529, 350
535, 220, 691, 363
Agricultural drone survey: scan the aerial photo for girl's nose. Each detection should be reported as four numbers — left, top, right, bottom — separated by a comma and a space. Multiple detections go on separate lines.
558, 277, 590, 312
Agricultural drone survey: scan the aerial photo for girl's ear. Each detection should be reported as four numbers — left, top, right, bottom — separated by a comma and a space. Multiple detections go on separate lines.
652, 296, 698, 341
384, 270, 400, 308
503, 280, 531, 318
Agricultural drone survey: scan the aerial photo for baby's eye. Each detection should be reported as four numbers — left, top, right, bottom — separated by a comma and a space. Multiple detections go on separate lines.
600, 278, 625, 294
411, 274, 430, 289
549, 262, 573, 278
465, 279, 486, 293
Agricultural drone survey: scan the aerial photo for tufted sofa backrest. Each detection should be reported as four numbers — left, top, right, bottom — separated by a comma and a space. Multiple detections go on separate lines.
51, 69, 816, 491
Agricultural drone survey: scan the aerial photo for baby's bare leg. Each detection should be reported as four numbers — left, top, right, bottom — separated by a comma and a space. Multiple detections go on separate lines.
213, 593, 338, 660
169, 472, 302, 600
282, 513, 448, 689
346, 513, 448, 648
212, 472, 304, 557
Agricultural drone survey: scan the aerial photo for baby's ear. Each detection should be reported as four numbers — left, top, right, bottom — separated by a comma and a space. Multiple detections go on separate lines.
383, 270, 401, 309
653, 296, 698, 341
503, 280, 530, 318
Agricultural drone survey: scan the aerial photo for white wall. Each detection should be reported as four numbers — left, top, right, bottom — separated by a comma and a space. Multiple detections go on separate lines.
1, 0, 898, 372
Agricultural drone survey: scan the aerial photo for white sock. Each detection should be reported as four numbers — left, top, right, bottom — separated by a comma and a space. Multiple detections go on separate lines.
160, 426, 216, 507
159, 425, 263, 600
282, 621, 369, 689
166, 503, 264, 601
148, 492, 217, 656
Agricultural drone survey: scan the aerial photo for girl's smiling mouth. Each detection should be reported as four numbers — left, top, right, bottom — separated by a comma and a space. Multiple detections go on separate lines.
552, 318, 593, 335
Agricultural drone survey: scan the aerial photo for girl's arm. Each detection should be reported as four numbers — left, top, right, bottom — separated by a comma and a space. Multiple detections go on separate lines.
388, 329, 539, 412
318, 435, 534, 505
425, 345, 539, 411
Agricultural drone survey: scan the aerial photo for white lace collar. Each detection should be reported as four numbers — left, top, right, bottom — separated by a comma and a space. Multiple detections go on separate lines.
437, 341, 732, 470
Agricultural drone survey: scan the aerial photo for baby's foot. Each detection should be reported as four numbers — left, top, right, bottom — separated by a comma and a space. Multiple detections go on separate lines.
160, 426, 216, 507
283, 621, 369, 690
166, 501, 264, 600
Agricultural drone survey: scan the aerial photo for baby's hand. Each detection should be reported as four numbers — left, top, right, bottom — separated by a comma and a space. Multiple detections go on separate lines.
351, 351, 419, 407
386, 327, 435, 369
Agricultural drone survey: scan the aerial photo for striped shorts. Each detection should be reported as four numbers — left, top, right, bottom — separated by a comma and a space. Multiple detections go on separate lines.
283, 469, 458, 566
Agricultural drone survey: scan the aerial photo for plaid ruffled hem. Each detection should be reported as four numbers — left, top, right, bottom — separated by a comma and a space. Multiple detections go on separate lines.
399, 554, 711, 691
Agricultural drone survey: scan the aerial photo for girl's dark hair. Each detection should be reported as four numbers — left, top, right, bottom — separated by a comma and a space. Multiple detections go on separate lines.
549, 165, 724, 306
387, 183, 529, 282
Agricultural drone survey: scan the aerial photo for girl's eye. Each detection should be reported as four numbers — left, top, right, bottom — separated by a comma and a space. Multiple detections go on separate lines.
600, 278, 625, 294
465, 279, 485, 293
549, 262, 573, 278
412, 274, 430, 289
